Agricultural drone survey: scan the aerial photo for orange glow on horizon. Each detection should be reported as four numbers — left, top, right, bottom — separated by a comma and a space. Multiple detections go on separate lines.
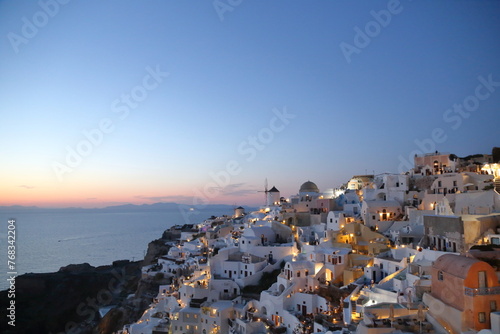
1, 187, 264, 208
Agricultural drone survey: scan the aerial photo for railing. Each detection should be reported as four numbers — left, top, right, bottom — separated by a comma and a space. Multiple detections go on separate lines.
464, 286, 500, 296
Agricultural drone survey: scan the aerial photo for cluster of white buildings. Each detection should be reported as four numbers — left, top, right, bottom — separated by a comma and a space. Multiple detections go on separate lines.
121, 151, 500, 334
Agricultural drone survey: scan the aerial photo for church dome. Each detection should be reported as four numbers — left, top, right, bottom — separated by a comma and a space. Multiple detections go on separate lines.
299, 181, 319, 193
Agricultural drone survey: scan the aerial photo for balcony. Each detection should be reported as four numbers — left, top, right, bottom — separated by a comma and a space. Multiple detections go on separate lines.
464, 286, 500, 296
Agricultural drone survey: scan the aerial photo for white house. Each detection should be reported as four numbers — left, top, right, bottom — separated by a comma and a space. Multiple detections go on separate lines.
361, 200, 402, 228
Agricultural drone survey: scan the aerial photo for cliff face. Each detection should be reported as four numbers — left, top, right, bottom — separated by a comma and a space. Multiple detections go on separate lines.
0, 237, 172, 334
95, 238, 173, 334
0, 260, 141, 334
142, 238, 172, 267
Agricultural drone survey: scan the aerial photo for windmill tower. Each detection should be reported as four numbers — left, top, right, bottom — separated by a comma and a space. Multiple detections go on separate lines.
258, 179, 280, 206
267, 186, 280, 205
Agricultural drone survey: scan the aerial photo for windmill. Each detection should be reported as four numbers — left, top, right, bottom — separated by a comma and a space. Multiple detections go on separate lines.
257, 178, 269, 205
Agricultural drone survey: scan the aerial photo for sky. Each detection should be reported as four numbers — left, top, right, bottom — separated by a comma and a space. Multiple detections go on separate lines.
1, 0, 499, 208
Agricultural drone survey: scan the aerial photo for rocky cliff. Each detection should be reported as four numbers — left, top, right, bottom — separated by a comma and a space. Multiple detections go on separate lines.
0, 237, 172, 334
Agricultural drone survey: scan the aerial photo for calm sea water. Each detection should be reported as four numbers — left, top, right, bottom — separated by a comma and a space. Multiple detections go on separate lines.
0, 207, 231, 291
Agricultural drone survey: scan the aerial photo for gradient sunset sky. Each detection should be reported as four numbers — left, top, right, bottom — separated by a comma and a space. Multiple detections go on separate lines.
1, 1, 499, 208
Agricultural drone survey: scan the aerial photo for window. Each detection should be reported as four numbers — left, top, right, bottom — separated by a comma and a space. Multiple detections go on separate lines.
479, 271, 487, 288
438, 271, 444, 281
491, 301, 497, 312
478, 312, 486, 323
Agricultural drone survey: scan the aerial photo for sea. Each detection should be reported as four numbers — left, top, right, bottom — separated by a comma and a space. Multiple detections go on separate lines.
0, 206, 234, 291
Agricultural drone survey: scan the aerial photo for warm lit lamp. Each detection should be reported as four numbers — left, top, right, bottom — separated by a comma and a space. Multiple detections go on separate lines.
482, 163, 500, 178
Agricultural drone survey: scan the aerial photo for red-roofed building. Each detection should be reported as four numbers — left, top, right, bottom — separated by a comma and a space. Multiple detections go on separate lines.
424, 254, 500, 333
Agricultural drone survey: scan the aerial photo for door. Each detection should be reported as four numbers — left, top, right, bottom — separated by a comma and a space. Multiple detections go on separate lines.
302, 305, 307, 316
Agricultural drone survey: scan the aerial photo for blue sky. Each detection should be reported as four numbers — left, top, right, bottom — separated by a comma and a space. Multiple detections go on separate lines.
1, 0, 499, 207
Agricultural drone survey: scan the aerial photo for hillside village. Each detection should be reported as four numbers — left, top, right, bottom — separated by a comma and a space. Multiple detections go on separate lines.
121, 150, 500, 334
